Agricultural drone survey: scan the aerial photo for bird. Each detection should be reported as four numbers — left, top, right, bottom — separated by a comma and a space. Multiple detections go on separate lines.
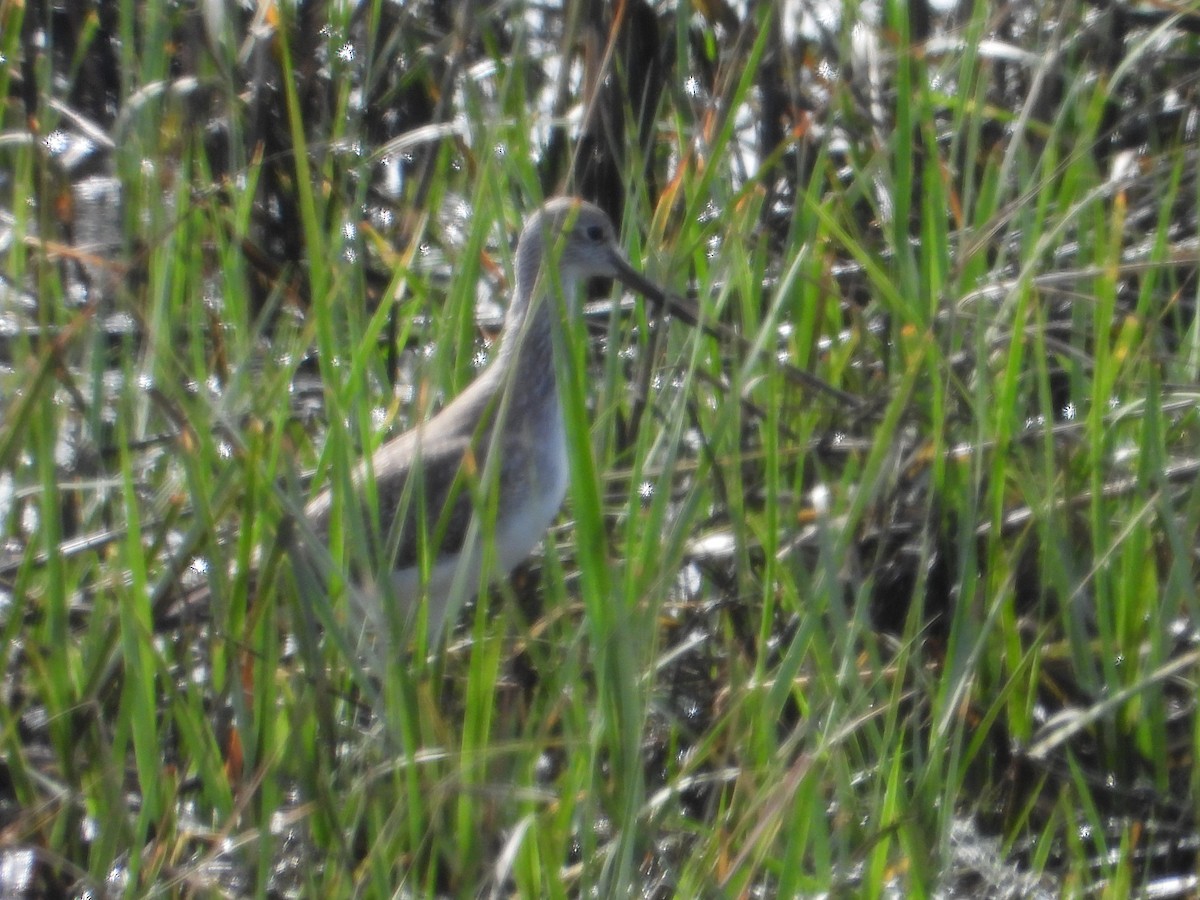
297, 197, 670, 642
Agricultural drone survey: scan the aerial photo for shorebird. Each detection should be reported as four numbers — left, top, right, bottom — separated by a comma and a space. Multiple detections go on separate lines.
300, 197, 669, 641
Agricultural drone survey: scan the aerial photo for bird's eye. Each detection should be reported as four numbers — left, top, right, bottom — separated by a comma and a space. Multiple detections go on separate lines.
585, 224, 604, 241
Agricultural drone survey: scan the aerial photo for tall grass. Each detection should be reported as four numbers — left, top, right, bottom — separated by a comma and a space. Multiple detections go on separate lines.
2, 0, 1199, 895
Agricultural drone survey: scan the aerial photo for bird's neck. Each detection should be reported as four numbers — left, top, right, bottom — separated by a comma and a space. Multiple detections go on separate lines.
496, 271, 575, 402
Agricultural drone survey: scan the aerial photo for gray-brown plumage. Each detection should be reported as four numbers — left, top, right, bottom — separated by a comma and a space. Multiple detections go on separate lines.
302, 197, 668, 639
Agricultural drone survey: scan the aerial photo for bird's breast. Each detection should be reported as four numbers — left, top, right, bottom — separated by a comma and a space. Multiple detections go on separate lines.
493, 393, 568, 573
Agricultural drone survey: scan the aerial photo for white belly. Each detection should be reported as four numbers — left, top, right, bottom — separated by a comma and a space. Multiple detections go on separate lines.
377, 407, 570, 639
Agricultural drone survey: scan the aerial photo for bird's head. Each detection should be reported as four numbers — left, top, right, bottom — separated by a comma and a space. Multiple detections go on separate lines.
516, 198, 665, 306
